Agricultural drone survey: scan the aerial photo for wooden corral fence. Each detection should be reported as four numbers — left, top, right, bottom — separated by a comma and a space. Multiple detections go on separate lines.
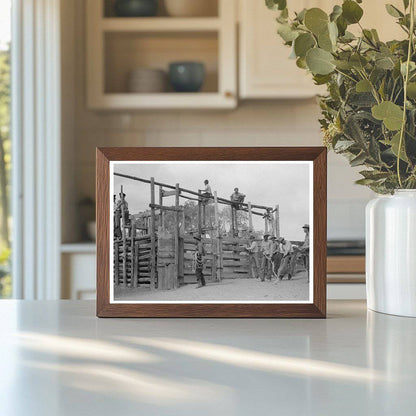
114, 172, 281, 290
114, 232, 155, 289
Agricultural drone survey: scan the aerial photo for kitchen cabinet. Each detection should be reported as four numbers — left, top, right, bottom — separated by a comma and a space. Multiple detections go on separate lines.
239, 0, 323, 99
86, 0, 237, 109
238, 0, 404, 99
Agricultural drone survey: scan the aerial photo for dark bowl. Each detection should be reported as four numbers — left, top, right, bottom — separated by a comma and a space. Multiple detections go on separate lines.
168, 62, 205, 93
114, 0, 158, 17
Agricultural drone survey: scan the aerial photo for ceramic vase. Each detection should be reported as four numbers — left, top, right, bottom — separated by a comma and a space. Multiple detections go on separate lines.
366, 190, 416, 317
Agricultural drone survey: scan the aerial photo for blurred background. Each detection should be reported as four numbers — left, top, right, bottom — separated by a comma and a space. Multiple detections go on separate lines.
1, 0, 404, 300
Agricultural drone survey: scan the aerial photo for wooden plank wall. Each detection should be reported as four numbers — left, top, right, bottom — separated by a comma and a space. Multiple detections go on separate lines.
114, 234, 154, 288
182, 235, 250, 283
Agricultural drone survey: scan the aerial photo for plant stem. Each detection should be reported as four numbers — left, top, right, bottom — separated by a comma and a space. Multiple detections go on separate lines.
397, 0, 415, 188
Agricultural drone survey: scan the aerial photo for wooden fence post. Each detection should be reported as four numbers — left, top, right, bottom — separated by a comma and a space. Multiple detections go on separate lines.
121, 186, 127, 288
174, 183, 180, 288
150, 177, 156, 290
159, 186, 164, 232
214, 191, 222, 281
114, 242, 119, 286
248, 201, 253, 232
230, 205, 235, 237
275, 204, 280, 238
130, 222, 135, 287
133, 240, 139, 288
264, 210, 268, 235
198, 190, 202, 236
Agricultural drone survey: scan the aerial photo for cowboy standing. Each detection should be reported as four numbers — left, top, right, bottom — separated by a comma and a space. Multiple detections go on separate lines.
260, 234, 272, 281
246, 235, 259, 279
276, 237, 292, 281
270, 236, 282, 279
194, 235, 206, 288
289, 224, 310, 281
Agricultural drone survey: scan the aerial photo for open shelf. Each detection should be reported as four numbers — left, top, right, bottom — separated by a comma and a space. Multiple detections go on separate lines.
101, 17, 221, 32
104, 31, 219, 94
103, 0, 219, 18
86, 0, 236, 109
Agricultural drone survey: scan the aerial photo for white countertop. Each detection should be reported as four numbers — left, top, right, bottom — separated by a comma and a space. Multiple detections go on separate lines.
0, 300, 415, 415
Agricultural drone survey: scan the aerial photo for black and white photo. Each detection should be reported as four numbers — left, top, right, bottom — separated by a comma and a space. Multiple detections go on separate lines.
110, 161, 313, 303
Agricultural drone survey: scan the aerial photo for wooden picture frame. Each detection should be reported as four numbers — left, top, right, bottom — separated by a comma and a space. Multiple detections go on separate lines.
97, 147, 327, 318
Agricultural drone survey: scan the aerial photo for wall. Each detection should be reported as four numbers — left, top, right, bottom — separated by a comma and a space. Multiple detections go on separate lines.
62, 0, 374, 243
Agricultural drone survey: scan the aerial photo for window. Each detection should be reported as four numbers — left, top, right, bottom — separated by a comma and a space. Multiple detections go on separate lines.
0, 0, 11, 298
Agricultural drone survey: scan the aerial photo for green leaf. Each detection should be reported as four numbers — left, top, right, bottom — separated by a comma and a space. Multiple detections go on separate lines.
407, 82, 416, 99
294, 33, 315, 57
340, 31, 356, 42
375, 56, 395, 70
266, 0, 287, 11
350, 152, 368, 167
355, 178, 377, 185
372, 101, 404, 130
334, 139, 355, 152
342, 0, 363, 24
336, 15, 348, 36
381, 132, 409, 162
296, 57, 307, 69
356, 79, 372, 93
371, 29, 380, 42
318, 31, 333, 52
277, 23, 299, 42
304, 8, 329, 35
385, 4, 403, 18
306, 48, 335, 75
333, 59, 353, 70
350, 53, 368, 69
330, 5, 343, 22
313, 74, 332, 85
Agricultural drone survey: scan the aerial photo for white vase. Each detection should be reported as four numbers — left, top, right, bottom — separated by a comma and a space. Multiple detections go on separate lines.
366, 190, 416, 317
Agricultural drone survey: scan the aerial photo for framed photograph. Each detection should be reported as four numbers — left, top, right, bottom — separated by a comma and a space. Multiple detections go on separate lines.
96, 147, 327, 318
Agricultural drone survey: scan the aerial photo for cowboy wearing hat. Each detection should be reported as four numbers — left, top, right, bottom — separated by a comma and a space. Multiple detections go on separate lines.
276, 237, 293, 281
246, 234, 259, 279
270, 236, 283, 278
289, 224, 310, 281
260, 233, 272, 281
193, 235, 206, 288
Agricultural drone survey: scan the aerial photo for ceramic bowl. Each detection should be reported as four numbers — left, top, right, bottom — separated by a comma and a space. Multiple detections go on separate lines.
114, 0, 158, 17
168, 62, 205, 93
127, 68, 167, 93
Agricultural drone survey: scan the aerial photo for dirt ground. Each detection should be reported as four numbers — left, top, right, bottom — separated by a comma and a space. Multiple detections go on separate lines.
114, 270, 310, 302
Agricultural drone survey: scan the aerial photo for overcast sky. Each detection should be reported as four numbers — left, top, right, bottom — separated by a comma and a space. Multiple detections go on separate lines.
113, 162, 311, 241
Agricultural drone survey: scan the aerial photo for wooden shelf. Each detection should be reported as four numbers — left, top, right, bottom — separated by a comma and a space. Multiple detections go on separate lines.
327, 256, 365, 274
89, 92, 235, 110
101, 17, 221, 32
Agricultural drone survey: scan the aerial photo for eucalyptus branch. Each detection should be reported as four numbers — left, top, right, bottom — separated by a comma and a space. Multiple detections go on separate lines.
397, 0, 415, 188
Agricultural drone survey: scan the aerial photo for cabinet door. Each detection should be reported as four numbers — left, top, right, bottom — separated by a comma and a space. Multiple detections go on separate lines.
238, 0, 403, 99
239, 0, 320, 99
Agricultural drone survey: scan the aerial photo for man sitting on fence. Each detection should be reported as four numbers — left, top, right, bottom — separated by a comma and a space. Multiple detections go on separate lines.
230, 187, 246, 209
275, 237, 292, 281
200, 179, 212, 204
193, 235, 206, 288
